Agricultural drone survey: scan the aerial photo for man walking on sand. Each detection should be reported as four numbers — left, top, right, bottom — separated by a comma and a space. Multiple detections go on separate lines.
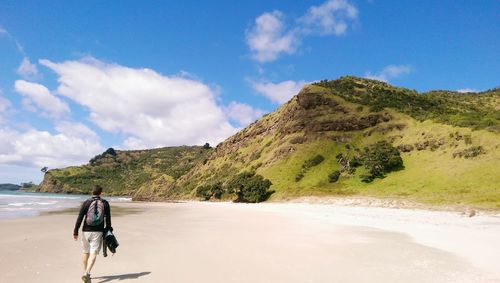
73, 185, 112, 283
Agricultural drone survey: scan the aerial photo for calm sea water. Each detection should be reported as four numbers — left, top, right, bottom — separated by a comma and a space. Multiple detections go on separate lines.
0, 191, 131, 219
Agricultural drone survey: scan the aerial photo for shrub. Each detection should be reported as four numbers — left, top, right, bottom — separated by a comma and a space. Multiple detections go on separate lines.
195, 183, 223, 200
360, 174, 374, 183
453, 146, 485, 159
21, 182, 35, 189
227, 171, 272, 203
361, 141, 403, 182
296, 155, 325, 182
328, 171, 341, 183
89, 148, 117, 165
336, 151, 362, 174
211, 183, 223, 199
104, 148, 117, 156
303, 155, 325, 169
195, 185, 212, 200
295, 171, 304, 182
350, 156, 362, 168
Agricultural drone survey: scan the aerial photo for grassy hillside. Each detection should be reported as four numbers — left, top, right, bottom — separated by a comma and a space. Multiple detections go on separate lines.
37, 146, 211, 199
38, 77, 500, 209
314, 76, 500, 132
174, 78, 500, 208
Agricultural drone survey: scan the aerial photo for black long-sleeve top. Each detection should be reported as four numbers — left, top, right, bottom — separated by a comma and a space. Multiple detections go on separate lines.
73, 196, 112, 236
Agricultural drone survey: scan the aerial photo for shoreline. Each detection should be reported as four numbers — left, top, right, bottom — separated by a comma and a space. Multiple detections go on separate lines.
3, 190, 500, 222
0, 191, 133, 220
16, 189, 500, 215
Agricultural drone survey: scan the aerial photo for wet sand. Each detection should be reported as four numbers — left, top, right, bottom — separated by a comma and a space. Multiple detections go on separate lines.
1, 201, 499, 283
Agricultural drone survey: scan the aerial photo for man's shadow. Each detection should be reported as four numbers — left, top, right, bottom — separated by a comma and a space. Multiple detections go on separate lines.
93, 271, 151, 282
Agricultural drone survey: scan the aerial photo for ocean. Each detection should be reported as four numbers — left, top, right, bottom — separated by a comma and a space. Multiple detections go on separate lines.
0, 191, 131, 220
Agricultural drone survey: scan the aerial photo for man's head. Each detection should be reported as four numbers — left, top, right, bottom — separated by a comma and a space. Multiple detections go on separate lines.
92, 185, 103, 196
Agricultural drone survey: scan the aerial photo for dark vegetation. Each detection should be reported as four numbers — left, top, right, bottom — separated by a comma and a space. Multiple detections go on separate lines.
333, 141, 403, 183
360, 141, 404, 182
453, 146, 486, 159
0, 183, 36, 191
89, 148, 117, 165
0, 183, 21, 191
229, 172, 273, 203
195, 183, 223, 200
296, 155, 325, 181
336, 145, 362, 174
314, 77, 500, 132
328, 171, 341, 183
21, 182, 36, 189
39, 146, 211, 196
196, 171, 273, 203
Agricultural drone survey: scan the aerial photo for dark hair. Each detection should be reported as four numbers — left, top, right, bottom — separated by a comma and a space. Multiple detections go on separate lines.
92, 185, 103, 195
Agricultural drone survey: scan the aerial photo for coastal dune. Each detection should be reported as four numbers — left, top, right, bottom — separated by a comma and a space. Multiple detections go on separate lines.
1, 201, 499, 283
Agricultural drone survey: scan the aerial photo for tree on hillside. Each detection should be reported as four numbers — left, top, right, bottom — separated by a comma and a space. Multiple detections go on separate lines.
89, 148, 117, 165
227, 171, 273, 203
195, 183, 223, 201
104, 148, 117, 156
360, 141, 403, 182
41, 167, 48, 173
21, 182, 35, 188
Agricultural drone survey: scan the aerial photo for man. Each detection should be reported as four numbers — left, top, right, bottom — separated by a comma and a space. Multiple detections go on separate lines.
73, 185, 112, 283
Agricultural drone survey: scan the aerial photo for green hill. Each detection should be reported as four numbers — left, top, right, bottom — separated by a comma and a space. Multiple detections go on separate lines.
0, 183, 21, 191
37, 77, 500, 209
37, 146, 212, 200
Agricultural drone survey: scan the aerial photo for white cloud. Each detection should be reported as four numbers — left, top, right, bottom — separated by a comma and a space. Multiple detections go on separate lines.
246, 11, 298, 63
0, 91, 11, 113
225, 102, 266, 127
246, 0, 358, 63
0, 91, 12, 124
14, 80, 70, 118
16, 57, 39, 79
39, 57, 238, 149
0, 81, 103, 171
0, 26, 25, 54
365, 65, 412, 82
250, 80, 308, 104
457, 88, 477, 93
299, 0, 358, 36
55, 121, 100, 140
0, 122, 103, 169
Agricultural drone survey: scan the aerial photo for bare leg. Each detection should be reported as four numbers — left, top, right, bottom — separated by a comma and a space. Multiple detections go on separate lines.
82, 253, 90, 272
85, 253, 98, 274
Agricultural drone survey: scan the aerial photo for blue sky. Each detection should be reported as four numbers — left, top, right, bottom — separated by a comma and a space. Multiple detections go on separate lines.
0, 0, 499, 184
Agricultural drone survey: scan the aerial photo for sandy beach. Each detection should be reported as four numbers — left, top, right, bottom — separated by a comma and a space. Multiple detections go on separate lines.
1, 201, 499, 283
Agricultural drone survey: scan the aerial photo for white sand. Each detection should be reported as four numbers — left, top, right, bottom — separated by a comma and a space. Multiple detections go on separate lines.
0, 201, 499, 283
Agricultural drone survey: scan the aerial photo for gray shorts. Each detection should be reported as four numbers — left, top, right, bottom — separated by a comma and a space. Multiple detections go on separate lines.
81, 231, 103, 254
